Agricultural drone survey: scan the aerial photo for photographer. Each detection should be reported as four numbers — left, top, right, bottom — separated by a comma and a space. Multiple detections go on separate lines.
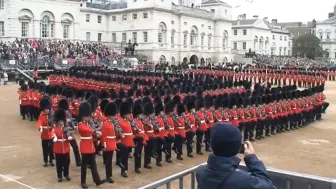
196, 122, 275, 189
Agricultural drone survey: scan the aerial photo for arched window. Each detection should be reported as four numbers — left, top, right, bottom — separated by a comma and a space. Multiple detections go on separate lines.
190, 26, 198, 49
326, 29, 331, 40
318, 29, 323, 39
158, 22, 167, 47
254, 36, 258, 51
223, 30, 228, 49
41, 16, 50, 38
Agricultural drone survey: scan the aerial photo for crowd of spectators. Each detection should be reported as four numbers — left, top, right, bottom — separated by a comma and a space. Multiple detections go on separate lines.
253, 54, 332, 67
0, 39, 121, 62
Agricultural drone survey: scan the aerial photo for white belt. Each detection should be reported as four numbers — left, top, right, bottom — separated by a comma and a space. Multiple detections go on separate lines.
124, 132, 133, 136
81, 137, 93, 140
146, 130, 154, 133
217, 119, 222, 122
233, 118, 238, 120
169, 128, 174, 130
190, 124, 195, 127
41, 126, 51, 129
293, 108, 296, 109
159, 128, 164, 131
210, 121, 214, 123
138, 131, 145, 134
224, 119, 230, 122
177, 127, 184, 130
200, 120, 205, 124
106, 136, 116, 139
57, 139, 67, 142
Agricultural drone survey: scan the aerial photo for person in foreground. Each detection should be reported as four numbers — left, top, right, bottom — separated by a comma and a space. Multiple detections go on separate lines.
196, 122, 275, 189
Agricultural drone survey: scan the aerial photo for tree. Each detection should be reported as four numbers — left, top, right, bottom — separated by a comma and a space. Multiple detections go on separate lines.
292, 34, 323, 59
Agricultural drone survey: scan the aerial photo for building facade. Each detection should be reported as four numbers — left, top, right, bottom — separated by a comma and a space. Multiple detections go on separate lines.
0, 0, 235, 64
231, 15, 292, 56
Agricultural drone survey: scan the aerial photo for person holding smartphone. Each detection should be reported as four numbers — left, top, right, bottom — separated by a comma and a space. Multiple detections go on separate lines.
196, 122, 275, 189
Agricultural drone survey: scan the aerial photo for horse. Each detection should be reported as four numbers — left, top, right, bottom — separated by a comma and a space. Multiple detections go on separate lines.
124, 43, 138, 56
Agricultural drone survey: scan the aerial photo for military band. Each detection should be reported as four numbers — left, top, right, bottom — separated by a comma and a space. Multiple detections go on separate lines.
16, 65, 330, 189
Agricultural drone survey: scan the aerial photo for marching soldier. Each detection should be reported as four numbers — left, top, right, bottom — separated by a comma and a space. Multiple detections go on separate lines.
101, 102, 118, 183
154, 102, 168, 166
174, 103, 187, 160
37, 97, 55, 167
185, 99, 196, 157
78, 102, 105, 189
163, 101, 176, 163
204, 95, 215, 152
19, 84, 30, 120
52, 109, 71, 182
194, 98, 208, 155
142, 102, 157, 169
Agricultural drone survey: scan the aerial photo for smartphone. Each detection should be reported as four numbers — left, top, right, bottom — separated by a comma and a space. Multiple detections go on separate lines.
239, 143, 245, 154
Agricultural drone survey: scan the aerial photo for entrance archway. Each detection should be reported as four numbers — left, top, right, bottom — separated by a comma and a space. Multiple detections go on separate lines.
190, 55, 199, 65
159, 55, 166, 63
183, 57, 188, 64
171, 57, 175, 65
200, 57, 205, 66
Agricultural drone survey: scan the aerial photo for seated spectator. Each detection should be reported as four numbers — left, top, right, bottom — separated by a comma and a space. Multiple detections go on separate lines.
196, 123, 275, 189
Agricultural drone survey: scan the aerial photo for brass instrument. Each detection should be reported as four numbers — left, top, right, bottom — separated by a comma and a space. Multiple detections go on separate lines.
110, 117, 124, 138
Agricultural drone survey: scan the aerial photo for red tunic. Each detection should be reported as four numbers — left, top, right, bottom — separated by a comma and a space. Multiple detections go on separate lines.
37, 113, 54, 140
175, 117, 186, 138
230, 110, 239, 127
19, 93, 29, 106
156, 117, 168, 138
205, 110, 214, 128
101, 120, 117, 151
134, 119, 148, 145
78, 121, 95, 154
165, 115, 177, 136
53, 126, 71, 154
196, 111, 208, 132
119, 120, 135, 147
186, 113, 196, 132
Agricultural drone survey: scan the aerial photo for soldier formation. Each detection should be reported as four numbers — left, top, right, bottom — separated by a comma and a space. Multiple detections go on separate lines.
17, 65, 329, 189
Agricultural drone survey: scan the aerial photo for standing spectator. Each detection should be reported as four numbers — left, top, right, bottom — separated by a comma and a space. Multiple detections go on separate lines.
33, 68, 38, 85
196, 123, 275, 189
0, 70, 4, 85
3, 71, 8, 85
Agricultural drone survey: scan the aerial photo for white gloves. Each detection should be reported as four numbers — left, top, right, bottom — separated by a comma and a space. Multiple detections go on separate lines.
39, 127, 43, 133
53, 136, 58, 142
103, 142, 107, 149
67, 136, 73, 140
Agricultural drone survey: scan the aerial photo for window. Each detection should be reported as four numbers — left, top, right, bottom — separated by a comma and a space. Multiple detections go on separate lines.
0, 21, 4, 36
233, 42, 237, 49
0, 0, 4, 9
86, 32, 91, 41
243, 30, 247, 35
132, 32, 137, 43
134, 0, 136, 2
21, 22, 28, 37
143, 13, 148, 19
122, 33, 127, 42
201, 35, 204, 49
327, 32, 331, 39
225, 10, 227, 14
208, 26, 211, 30
171, 20, 174, 24
208, 35, 211, 50
63, 25, 69, 39
284, 36, 287, 41
98, 33, 102, 42
288, 41, 291, 46
243, 42, 246, 49
272, 35, 275, 39
112, 33, 116, 42
133, 13, 137, 20
143, 32, 148, 42
201, 24, 204, 28
234, 30, 237, 35
183, 33, 187, 48
112, 16, 116, 21
41, 16, 51, 38
280, 36, 282, 40
298, 32, 300, 37
171, 32, 174, 48
122, 14, 127, 21
98, 15, 102, 23
86, 14, 90, 22
211, 9, 215, 13
184, 22, 187, 25
51, 24, 54, 37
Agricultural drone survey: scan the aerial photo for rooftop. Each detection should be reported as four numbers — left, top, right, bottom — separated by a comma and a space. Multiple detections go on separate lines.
322, 16, 336, 24
232, 19, 257, 25
201, 0, 229, 5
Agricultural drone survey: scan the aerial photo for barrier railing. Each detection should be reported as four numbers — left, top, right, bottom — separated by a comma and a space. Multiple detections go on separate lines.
138, 163, 336, 189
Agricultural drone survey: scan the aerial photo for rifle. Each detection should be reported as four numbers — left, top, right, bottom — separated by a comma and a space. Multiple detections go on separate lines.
170, 112, 182, 127
211, 109, 220, 122
220, 110, 229, 121
89, 114, 102, 131
192, 111, 202, 126
139, 115, 154, 130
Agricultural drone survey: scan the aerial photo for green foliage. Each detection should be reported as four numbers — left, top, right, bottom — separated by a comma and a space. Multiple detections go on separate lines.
293, 34, 323, 59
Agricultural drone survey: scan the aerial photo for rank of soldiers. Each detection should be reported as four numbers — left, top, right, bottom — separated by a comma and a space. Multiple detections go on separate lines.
17, 66, 329, 189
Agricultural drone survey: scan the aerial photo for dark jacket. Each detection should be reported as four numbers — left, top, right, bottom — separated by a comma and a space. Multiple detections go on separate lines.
196, 154, 274, 189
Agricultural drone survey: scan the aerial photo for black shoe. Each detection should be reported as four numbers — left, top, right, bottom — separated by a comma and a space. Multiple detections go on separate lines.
271, 132, 276, 135
58, 178, 62, 182
187, 153, 193, 158
156, 162, 162, 166
249, 138, 255, 142
81, 183, 88, 189
166, 159, 173, 163
177, 155, 183, 160
144, 164, 152, 169
151, 153, 158, 158
76, 162, 81, 167
135, 168, 141, 174
43, 162, 48, 167
128, 154, 133, 158
96, 179, 106, 186
49, 161, 55, 166
197, 151, 203, 155
65, 176, 71, 181
121, 171, 128, 178
107, 177, 114, 183
205, 149, 212, 152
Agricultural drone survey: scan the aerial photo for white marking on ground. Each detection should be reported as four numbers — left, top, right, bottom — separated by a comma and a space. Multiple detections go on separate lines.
308, 139, 330, 144
0, 96, 8, 102
300, 140, 320, 145
299, 139, 331, 145
0, 174, 37, 189
0, 146, 16, 149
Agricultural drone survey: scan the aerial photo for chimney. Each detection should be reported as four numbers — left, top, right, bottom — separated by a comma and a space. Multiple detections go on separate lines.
263, 17, 268, 23
242, 14, 246, 19
253, 15, 259, 19
271, 19, 277, 25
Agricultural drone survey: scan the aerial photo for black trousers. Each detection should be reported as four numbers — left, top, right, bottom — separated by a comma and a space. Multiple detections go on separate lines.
156, 137, 166, 163
244, 121, 256, 140
103, 151, 114, 179
55, 153, 70, 179
81, 153, 102, 185
22, 105, 29, 119
69, 140, 81, 165
41, 140, 54, 163
203, 128, 211, 151
164, 135, 175, 160
28, 106, 35, 121
144, 137, 157, 166
116, 143, 129, 172
133, 136, 144, 170
322, 102, 329, 113
173, 134, 184, 156
185, 131, 195, 154
195, 130, 204, 153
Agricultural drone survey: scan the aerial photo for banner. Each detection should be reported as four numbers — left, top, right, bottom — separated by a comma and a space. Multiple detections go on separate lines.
62, 60, 68, 65
9, 60, 15, 65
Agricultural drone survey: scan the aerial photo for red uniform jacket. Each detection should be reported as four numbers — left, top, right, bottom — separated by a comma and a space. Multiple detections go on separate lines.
134, 119, 148, 145
119, 119, 135, 147
215, 110, 223, 122
156, 116, 168, 138
266, 105, 274, 119
37, 113, 54, 140
165, 115, 177, 136
229, 110, 239, 127
19, 93, 29, 106
186, 113, 196, 132
53, 126, 70, 154
78, 121, 95, 154
33, 92, 42, 108
196, 111, 208, 132
175, 116, 186, 138
205, 110, 214, 128
51, 96, 60, 112
101, 120, 117, 151
222, 110, 230, 122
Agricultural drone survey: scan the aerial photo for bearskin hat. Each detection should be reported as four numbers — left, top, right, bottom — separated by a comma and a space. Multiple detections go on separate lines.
215, 96, 222, 109
132, 102, 143, 118
19, 79, 25, 86
75, 90, 84, 99
21, 84, 28, 91
58, 99, 69, 110
84, 91, 92, 100
126, 97, 134, 108
135, 90, 142, 98
144, 102, 154, 116
164, 96, 171, 105
142, 96, 152, 106
40, 98, 51, 110
119, 101, 131, 117
173, 95, 181, 105
62, 88, 73, 99
155, 102, 164, 115
177, 103, 186, 116
100, 99, 110, 113
87, 95, 99, 112
49, 86, 58, 96
100, 90, 111, 99
104, 102, 118, 117
38, 83, 46, 93
153, 96, 162, 105
110, 89, 117, 99
165, 101, 174, 114
118, 90, 126, 99
205, 96, 213, 108
78, 102, 92, 118
222, 98, 230, 108
114, 99, 123, 108
195, 98, 204, 110
54, 109, 66, 123
267, 94, 273, 104
28, 81, 35, 90
186, 100, 195, 112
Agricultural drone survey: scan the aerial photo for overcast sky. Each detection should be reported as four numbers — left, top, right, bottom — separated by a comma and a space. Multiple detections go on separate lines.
193, 0, 336, 22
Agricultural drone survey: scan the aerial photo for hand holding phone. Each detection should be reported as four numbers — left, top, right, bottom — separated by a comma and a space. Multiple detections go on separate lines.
244, 141, 255, 157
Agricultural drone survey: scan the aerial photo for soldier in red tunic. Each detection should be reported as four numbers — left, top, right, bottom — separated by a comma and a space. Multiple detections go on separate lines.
194, 98, 207, 155
204, 95, 215, 152
37, 97, 55, 167
163, 101, 175, 163
52, 109, 71, 182
184, 99, 196, 157
154, 102, 168, 166
174, 103, 186, 160
101, 102, 118, 183
19, 84, 30, 120
78, 102, 105, 189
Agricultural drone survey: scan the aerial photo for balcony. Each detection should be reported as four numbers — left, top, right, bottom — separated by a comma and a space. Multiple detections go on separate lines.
172, 5, 214, 19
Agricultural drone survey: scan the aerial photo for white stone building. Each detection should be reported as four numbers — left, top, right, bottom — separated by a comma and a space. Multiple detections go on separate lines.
231, 15, 292, 56
0, 0, 234, 64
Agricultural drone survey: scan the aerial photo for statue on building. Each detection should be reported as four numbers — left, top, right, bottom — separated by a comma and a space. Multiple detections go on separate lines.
124, 40, 138, 56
